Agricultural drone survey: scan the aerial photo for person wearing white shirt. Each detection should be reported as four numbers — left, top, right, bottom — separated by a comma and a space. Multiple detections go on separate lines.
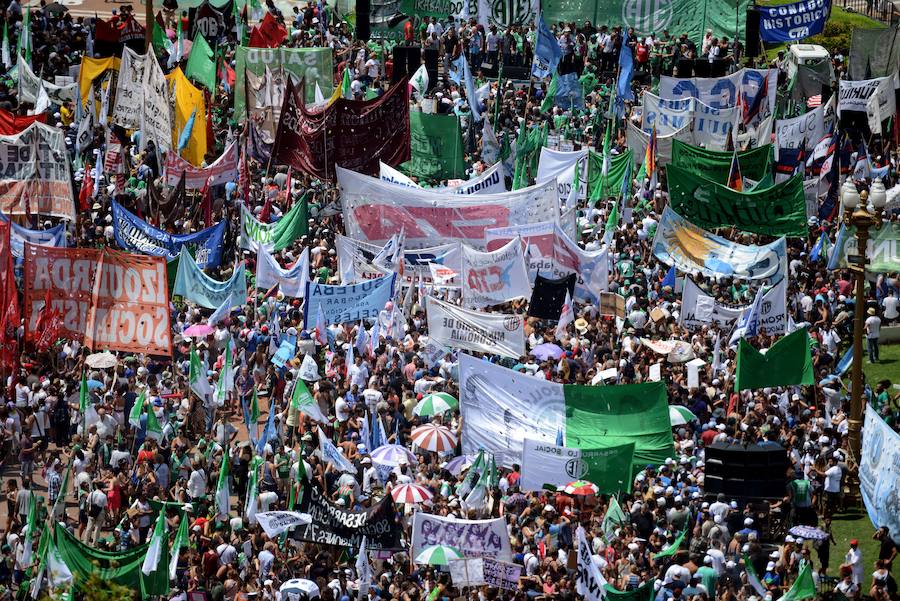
883, 292, 899, 323
348, 357, 369, 390
865, 308, 882, 363
188, 466, 207, 500
821, 455, 842, 515
842, 540, 863, 585
361, 457, 377, 493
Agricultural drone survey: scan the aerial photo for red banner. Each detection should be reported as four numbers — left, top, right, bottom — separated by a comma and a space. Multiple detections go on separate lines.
23, 245, 173, 356
164, 141, 239, 189
273, 78, 410, 180
0, 109, 45, 135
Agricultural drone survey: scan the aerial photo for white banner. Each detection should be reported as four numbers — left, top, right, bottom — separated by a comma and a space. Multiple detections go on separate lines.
335, 234, 461, 286
680, 277, 787, 334
641, 93, 693, 135
536, 147, 589, 206
460, 238, 531, 308
254, 511, 312, 538
866, 76, 898, 134
576, 527, 608, 601
338, 167, 559, 249
659, 69, 778, 126
17, 55, 76, 106
379, 161, 506, 195
520, 438, 582, 492
775, 104, 825, 150
641, 93, 737, 149
112, 47, 145, 129
425, 296, 525, 359
449, 559, 486, 587
410, 513, 512, 562
626, 121, 698, 163
141, 52, 174, 154
860, 405, 900, 545
256, 247, 309, 298
838, 75, 896, 115
485, 221, 608, 303
692, 102, 739, 150
459, 353, 564, 466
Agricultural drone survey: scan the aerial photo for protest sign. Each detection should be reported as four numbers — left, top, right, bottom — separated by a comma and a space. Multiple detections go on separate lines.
339, 167, 559, 249
380, 160, 505, 195
274, 79, 410, 180
775, 104, 825, 152
401, 111, 465, 181
234, 46, 333, 112
598, 293, 626, 318
112, 47, 145, 129
336, 234, 461, 286
141, 51, 173, 153
756, 0, 830, 42
652, 207, 788, 281
627, 121, 696, 163
691, 102, 739, 150
164, 141, 239, 189
410, 513, 512, 561
483, 559, 522, 590
860, 405, 900, 545
666, 164, 807, 236
173, 247, 247, 309
460, 238, 531, 308
303, 274, 397, 328
293, 480, 401, 549
17, 54, 76, 107
576, 527, 607, 601
0, 122, 74, 221
111, 200, 227, 268
520, 440, 639, 494
838, 76, 896, 124
828, 223, 900, 273
449, 558, 486, 587
659, 69, 777, 119
255, 247, 309, 297
640, 93, 693, 135
426, 296, 525, 358
24, 245, 172, 356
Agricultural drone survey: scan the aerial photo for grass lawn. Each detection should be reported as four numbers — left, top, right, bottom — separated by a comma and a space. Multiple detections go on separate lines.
820, 344, 900, 592
759, 5, 886, 60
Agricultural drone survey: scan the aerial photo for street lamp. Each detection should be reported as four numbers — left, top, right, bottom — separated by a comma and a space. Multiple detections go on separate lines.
841, 178, 886, 475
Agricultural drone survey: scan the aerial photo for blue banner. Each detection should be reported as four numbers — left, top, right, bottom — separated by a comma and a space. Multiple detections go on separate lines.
757, 0, 830, 42
111, 200, 227, 268
860, 405, 900, 545
556, 72, 584, 110
531, 13, 562, 79
173, 247, 247, 309
0, 213, 66, 261
303, 274, 397, 329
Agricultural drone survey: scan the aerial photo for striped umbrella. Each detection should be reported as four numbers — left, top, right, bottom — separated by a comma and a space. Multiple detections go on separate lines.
669, 406, 697, 426
443, 454, 476, 476
413, 392, 458, 416
390, 483, 433, 505
564, 480, 599, 496
411, 423, 457, 453
370, 444, 417, 467
414, 545, 464, 566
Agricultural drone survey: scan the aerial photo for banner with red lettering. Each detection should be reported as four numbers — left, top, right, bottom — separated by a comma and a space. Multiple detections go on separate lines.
460, 238, 531, 309
164, 141, 239, 189
0, 123, 74, 221
337, 167, 559, 249
272, 79, 410, 180
23, 245, 173, 356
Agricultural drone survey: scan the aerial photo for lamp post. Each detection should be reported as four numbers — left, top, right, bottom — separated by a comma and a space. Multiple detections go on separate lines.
841, 178, 887, 474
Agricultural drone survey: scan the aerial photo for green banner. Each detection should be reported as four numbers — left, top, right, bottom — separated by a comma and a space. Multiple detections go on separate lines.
564, 381, 674, 470
580, 443, 636, 494
667, 164, 807, 237
53, 523, 169, 598
542, 0, 750, 44
234, 46, 333, 115
735, 329, 814, 392
401, 111, 465, 181
587, 149, 633, 201
671, 140, 772, 184
828, 223, 900, 274
605, 581, 656, 601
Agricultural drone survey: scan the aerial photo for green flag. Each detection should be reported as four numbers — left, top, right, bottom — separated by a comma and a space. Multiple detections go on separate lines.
78, 371, 89, 415
743, 554, 766, 595
540, 71, 559, 113
341, 66, 352, 99
777, 561, 816, 601
603, 581, 655, 601
18, 8, 31, 65
250, 389, 260, 423
169, 512, 190, 580
654, 526, 688, 559
215, 447, 231, 518
735, 329, 814, 392
185, 33, 216, 93
291, 379, 328, 423
128, 390, 145, 429
601, 496, 628, 540
400, 112, 466, 180
141, 510, 167, 576
671, 140, 772, 184
145, 405, 163, 441
189, 346, 213, 402
151, 18, 170, 54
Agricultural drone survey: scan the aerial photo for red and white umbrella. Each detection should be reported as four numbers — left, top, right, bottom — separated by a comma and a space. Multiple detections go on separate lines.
390, 483, 434, 505
410, 423, 457, 453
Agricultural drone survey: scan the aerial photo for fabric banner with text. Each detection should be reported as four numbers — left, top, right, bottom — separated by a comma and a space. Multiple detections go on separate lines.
401, 111, 465, 181
23, 245, 172, 355
335, 234, 461, 286
410, 513, 512, 562
827, 223, 900, 273
670, 140, 772, 184
680, 277, 787, 334
294, 480, 401, 549
460, 238, 531, 308
0, 122, 74, 221
425, 296, 525, 359
303, 274, 397, 328
173, 247, 247, 309
164, 141, 239, 189
234, 46, 334, 114
380, 160, 506, 195
860, 405, 900, 545
659, 68, 777, 125
756, 0, 830, 42
520, 439, 635, 494
255, 247, 310, 298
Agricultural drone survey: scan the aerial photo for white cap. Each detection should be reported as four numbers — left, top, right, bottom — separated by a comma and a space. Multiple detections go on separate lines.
744, 518, 754, 526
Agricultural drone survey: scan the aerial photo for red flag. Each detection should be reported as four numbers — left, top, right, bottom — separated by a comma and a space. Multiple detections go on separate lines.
94, 18, 121, 43
726, 150, 743, 192
248, 13, 287, 48
284, 167, 292, 208
259, 195, 273, 223
200, 177, 213, 226
205, 92, 214, 150
0, 108, 45, 135
78, 164, 94, 212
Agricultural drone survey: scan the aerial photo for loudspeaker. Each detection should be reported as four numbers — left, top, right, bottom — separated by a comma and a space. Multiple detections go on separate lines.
704, 443, 788, 500
745, 9, 761, 57
392, 46, 422, 83
423, 48, 439, 89
356, 0, 370, 41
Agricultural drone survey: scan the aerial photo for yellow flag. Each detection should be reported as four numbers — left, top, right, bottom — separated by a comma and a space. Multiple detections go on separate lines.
78, 56, 121, 107
166, 67, 208, 167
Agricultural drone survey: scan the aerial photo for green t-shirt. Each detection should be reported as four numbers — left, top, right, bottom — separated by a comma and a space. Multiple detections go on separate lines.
790, 479, 812, 508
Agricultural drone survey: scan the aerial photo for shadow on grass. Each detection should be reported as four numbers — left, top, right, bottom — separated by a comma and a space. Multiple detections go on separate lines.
832, 508, 868, 521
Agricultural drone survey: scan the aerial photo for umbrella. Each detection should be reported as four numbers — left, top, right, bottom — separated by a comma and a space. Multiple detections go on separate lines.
669, 406, 697, 426
85, 351, 117, 369
413, 392, 458, 416
370, 444, 417, 467
564, 480, 600, 496
788, 525, 829, 541
414, 545, 464, 566
411, 423, 457, 453
390, 483, 433, 505
443, 454, 476, 476
184, 323, 215, 337
531, 343, 564, 361
44, 2, 68, 14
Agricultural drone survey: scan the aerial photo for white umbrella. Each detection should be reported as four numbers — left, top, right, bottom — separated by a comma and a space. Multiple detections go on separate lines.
370, 444, 417, 467
85, 351, 118, 369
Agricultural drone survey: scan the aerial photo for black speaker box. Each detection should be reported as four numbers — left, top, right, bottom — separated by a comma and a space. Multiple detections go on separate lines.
392, 46, 422, 84
704, 442, 788, 501
356, 0, 370, 41
745, 9, 761, 57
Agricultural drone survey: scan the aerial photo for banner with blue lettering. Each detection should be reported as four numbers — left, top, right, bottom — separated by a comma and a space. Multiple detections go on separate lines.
303, 273, 397, 328
757, 0, 830, 42
173, 246, 248, 309
0, 212, 66, 260
111, 200, 227, 268
860, 405, 900, 545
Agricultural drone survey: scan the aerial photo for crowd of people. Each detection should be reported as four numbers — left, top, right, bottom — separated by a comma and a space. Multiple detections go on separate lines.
0, 2, 898, 601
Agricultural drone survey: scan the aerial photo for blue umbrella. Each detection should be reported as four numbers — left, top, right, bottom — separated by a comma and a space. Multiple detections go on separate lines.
86, 379, 105, 390
531, 343, 564, 361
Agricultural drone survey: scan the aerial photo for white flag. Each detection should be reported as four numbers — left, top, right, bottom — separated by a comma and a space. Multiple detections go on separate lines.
555, 291, 574, 340
318, 429, 358, 474
141, 510, 167, 575
576, 527, 608, 600
410, 64, 429, 99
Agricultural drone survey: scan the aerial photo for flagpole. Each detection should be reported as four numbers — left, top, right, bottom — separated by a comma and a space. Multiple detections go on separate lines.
145, 0, 154, 52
